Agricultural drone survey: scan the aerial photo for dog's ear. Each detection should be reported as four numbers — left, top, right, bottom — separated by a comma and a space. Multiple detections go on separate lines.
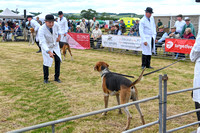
94, 65, 98, 71
105, 63, 109, 68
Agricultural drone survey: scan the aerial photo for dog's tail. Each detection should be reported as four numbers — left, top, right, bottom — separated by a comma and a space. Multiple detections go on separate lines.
129, 68, 146, 87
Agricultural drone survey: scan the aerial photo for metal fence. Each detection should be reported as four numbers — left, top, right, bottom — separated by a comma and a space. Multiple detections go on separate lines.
8, 75, 200, 133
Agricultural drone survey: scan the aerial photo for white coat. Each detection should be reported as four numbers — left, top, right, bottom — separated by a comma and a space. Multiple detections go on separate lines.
30, 19, 40, 42
57, 17, 68, 42
139, 15, 156, 55
38, 22, 62, 67
190, 36, 200, 103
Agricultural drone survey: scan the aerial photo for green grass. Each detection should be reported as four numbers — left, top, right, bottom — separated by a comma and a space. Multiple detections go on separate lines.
0, 42, 198, 133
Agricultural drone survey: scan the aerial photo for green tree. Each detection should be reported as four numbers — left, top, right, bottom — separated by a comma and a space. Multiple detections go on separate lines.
11, 8, 19, 14
29, 12, 42, 16
0, 10, 3, 13
80, 9, 97, 20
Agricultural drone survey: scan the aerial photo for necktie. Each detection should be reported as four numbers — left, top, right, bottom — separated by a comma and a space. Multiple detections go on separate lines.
50, 28, 53, 34
148, 18, 150, 22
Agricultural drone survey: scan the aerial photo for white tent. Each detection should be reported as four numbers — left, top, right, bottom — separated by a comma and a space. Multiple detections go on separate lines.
0, 8, 24, 19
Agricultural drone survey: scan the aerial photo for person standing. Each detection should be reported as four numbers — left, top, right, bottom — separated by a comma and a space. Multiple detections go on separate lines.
180, 17, 196, 37
57, 11, 68, 45
38, 14, 62, 84
139, 7, 156, 69
157, 19, 163, 27
190, 35, 200, 131
27, 15, 41, 53
80, 18, 86, 33
119, 19, 126, 34
91, 17, 99, 31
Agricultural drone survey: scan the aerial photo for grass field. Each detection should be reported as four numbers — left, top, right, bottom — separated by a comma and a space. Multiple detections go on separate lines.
0, 42, 198, 133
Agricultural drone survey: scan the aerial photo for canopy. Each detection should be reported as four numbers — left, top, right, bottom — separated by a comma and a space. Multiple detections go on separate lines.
0, 8, 24, 19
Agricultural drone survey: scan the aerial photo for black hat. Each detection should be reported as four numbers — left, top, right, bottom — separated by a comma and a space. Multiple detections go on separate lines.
58, 11, 63, 15
27, 15, 33, 19
45, 14, 55, 22
145, 7, 153, 13
176, 14, 183, 18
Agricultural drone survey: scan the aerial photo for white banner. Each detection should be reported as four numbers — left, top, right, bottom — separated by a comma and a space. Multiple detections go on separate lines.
102, 35, 142, 51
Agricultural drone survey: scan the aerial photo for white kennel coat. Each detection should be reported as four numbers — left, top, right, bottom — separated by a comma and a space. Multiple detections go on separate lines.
30, 19, 40, 42
190, 36, 200, 102
139, 15, 156, 55
38, 22, 62, 67
57, 17, 68, 42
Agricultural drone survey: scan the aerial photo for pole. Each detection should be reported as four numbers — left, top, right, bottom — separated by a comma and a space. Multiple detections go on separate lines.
159, 75, 163, 133
163, 74, 168, 133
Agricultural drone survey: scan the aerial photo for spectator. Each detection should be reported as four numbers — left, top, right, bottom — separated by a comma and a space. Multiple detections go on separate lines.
190, 35, 200, 132
174, 14, 186, 34
119, 19, 126, 34
128, 28, 137, 36
90, 24, 102, 49
1, 18, 5, 29
90, 17, 99, 31
175, 28, 195, 60
14, 23, 22, 41
87, 20, 90, 33
155, 25, 168, 54
36, 17, 42, 25
114, 25, 122, 35
72, 20, 76, 32
133, 20, 140, 36
174, 14, 186, 59
180, 17, 196, 37
157, 19, 163, 27
108, 25, 115, 34
161, 26, 180, 54
2, 23, 11, 41
80, 18, 86, 33
76, 25, 83, 33
55, 18, 58, 22
139, 7, 156, 69
67, 19, 71, 31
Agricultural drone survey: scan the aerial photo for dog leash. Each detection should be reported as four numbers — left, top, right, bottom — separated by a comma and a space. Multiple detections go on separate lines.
111, 59, 182, 78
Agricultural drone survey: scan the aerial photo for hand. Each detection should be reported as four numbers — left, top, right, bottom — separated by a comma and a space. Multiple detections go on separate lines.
48, 51, 55, 58
56, 36, 61, 42
64, 33, 66, 36
144, 42, 148, 46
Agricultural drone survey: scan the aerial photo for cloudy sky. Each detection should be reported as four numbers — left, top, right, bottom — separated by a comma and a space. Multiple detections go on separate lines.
1, 0, 200, 15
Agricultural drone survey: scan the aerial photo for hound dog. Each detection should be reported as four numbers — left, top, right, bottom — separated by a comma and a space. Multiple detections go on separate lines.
94, 61, 145, 130
29, 28, 35, 45
59, 42, 73, 60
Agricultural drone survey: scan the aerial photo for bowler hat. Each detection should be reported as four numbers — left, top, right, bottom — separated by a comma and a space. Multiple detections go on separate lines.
45, 14, 55, 22
27, 15, 33, 19
58, 11, 63, 15
145, 7, 153, 13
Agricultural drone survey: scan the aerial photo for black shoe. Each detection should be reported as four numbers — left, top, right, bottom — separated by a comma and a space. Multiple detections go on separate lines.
44, 79, 49, 84
148, 66, 154, 69
54, 79, 61, 83
36, 50, 41, 53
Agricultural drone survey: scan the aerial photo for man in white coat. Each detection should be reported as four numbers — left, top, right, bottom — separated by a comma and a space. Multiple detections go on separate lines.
27, 15, 41, 53
57, 11, 68, 47
190, 35, 200, 130
139, 7, 156, 69
38, 14, 62, 83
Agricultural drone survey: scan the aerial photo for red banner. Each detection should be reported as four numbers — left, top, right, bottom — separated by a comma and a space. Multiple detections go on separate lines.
66, 32, 90, 49
165, 38, 195, 54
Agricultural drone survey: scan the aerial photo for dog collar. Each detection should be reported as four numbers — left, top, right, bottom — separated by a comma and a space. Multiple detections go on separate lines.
100, 68, 110, 77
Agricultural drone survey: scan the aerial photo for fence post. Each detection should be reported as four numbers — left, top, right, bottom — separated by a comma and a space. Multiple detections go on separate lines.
163, 74, 168, 133
52, 124, 55, 133
159, 75, 163, 133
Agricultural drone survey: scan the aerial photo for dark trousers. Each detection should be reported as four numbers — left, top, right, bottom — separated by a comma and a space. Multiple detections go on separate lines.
90, 37, 102, 49
35, 39, 41, 51
142, 54, 151, 68
195, 102, 200, 126
142, 38, 154, 68
43, 51, 61, 80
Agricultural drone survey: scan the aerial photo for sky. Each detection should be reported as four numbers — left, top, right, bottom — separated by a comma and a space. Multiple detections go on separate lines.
1, 0, 200, 16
